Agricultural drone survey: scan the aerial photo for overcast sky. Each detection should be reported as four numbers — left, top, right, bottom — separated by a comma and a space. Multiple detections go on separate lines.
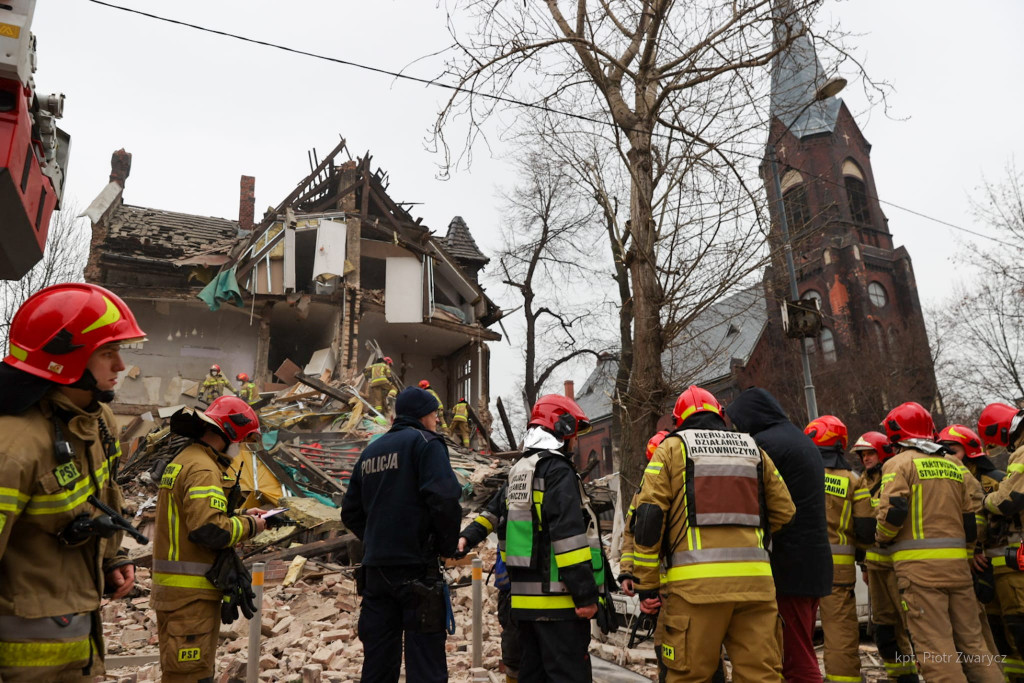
33, 1, 1024, 406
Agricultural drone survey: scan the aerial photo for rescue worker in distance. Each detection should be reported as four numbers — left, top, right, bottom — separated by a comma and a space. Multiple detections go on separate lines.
850, 432, 919, 682
633, 385, 796, 682
235, 372, 259, 404
498, 394, 613, 682
875, 402, 1002, 682
199, 364, 235, 404
341, 386, 463, 683
938, 424, 1008, 668
804, 415, 861, 683
418, 380, 448, 433
152, 396, 267, 683
451, 397, 471, 448
0, 283, 145, 682
978, 403, 1024, 681
365, 356, 396, 413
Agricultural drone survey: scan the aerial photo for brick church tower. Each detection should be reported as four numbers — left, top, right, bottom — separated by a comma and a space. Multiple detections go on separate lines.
755, 3, 941, 433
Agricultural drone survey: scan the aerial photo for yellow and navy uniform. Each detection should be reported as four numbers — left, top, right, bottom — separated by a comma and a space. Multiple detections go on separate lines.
452, 401, 471, 447
632, 426, 795, 682
0, 392, 127, 682
152, 442, 260, 682
876, 446, 1002, 683
237, 381, 258, 404
366, 362, 394, 411
199, 373, 234, 404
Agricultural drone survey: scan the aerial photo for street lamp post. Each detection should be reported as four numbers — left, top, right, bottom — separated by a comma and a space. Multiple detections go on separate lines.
767, 76, 846, 422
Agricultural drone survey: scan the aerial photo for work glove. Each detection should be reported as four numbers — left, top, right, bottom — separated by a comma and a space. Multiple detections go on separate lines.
595, 595, 618, 635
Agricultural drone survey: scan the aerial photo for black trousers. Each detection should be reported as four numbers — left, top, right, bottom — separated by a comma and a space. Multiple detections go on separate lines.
357, 565, 448, 683
497, 590, 522, 675
518, 619, 592, 683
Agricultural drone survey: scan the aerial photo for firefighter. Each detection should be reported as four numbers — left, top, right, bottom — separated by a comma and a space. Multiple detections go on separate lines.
418, 380, 448, 432
199, 364, 235, 404
152, 396, 266, 682
0, 283, 145, 682
938, 424, 1011, 670
618, 430, 670, 598
850, 432, 919, 682
452, 397, 471, 448
876, 402, 1002, 682
804, 415, 861, 683
342, 386, 462, 682
365, 356, 395, 412
498, 394, 614, 682
235, 372, 259, 404
979, 402, 1024, 681
633, 385, 796, 682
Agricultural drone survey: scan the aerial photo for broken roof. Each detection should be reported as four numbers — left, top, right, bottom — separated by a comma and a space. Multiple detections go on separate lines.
440, 216, 489, 265
575, 285, 769, 422
98, 203, 239, 263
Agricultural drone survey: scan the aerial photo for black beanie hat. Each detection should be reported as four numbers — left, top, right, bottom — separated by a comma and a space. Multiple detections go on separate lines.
395, 386, 440, 419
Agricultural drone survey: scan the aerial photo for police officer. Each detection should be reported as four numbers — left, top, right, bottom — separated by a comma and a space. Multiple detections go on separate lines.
876, 402, 1001, 682
199, 364, 235, 404
0, 283, 145, 681
804, 415, 861, 683
633, 386, 795, 682
341, 386, 463, 683
152, 396, 266, 683
499, 394, 612, 682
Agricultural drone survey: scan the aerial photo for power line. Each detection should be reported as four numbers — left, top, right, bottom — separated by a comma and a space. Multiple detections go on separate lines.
84, 0, 1014, 249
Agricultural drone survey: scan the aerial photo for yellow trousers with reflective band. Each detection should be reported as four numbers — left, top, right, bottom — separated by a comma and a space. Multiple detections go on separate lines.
820, 583, 860, 682
0, 621, 95, 683
656, 592, 781, 682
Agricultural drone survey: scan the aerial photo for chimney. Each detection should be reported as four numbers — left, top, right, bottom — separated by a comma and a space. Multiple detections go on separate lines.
109, 149, 132, 188
239, 175, 255, 232
563, 380, 575, 401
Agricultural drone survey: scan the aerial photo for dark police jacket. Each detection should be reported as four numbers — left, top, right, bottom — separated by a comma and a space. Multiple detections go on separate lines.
341, 416, 463, 566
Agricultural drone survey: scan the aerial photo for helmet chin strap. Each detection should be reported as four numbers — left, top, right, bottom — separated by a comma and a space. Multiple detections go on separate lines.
68, 370, 116, 404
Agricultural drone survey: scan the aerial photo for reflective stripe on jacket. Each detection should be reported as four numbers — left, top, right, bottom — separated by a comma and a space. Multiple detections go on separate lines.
452, 402, 469, 423
632, 430, 795, 603
152, 443, 259, 612
369, 363, 392, 387
823, 464, 859, 584
875, 449, 975, 587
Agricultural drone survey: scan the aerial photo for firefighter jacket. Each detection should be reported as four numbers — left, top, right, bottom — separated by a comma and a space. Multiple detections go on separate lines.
631, 427, 795, 604
151, 442, 261, 612
452, 401, 469, 423
875, 447, 976, 588
0, 391, 127, 665
199, 374, 234, 402
341, 416, 463, 565
618, 490, 639, 582
852, 466, 891, 571
499, 449, 603, 621
982, 438, 1024, 574
237, 381, 259, 404
461, 486, 504, 549
819, 447, 860, 585
368, 362, 393, 388
426, 389, 445, 415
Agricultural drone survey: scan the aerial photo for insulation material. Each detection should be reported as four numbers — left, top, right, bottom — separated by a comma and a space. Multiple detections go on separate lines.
385, 256, 423, 323
313, 219, 347, 281
231, 447, 286, 507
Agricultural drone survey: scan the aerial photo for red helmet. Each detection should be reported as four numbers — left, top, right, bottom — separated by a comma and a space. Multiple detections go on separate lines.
4, 283, 146, 384
850, 431, 895, 461
236, 372, 249, 383
672, 385, 722, 426
804, 415, 849, 450
418, 380, 430, 389
646, 430, 670, 461
210, 364, 221, 373
937, 424, 984, 458
383, 356, 393, 365
978, 403, 1024, 448
203, 395, 260, 443
882, 402, 936, 443
528, 394, 591, 439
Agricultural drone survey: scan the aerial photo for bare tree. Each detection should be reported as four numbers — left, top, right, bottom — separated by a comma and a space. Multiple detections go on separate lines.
0, 203, 89, 347
496, 149, 609, 410
435, 0, 862, 486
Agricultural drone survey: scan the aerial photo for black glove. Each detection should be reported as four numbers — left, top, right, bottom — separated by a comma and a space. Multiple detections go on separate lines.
595, 595, 618, 635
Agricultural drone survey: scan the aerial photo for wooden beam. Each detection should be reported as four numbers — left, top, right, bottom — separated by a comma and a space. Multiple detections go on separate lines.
254, 449, 308, 499
281, 445, 346, 495
495, 396, 517, 451
467, 404, 501, 454
244, 533, 355, 565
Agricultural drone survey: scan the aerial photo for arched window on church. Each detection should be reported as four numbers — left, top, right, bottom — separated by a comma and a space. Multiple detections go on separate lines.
872, 321, 886, 353
821, 328, 837, 363
843, 160, 871, 225
780, 170, 811, 235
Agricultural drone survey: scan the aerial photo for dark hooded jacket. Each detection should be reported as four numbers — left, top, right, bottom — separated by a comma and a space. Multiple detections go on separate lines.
725, 388, 832, 597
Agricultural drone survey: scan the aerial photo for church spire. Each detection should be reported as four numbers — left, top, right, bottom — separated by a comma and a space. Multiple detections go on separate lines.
770, 0, 842, 139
